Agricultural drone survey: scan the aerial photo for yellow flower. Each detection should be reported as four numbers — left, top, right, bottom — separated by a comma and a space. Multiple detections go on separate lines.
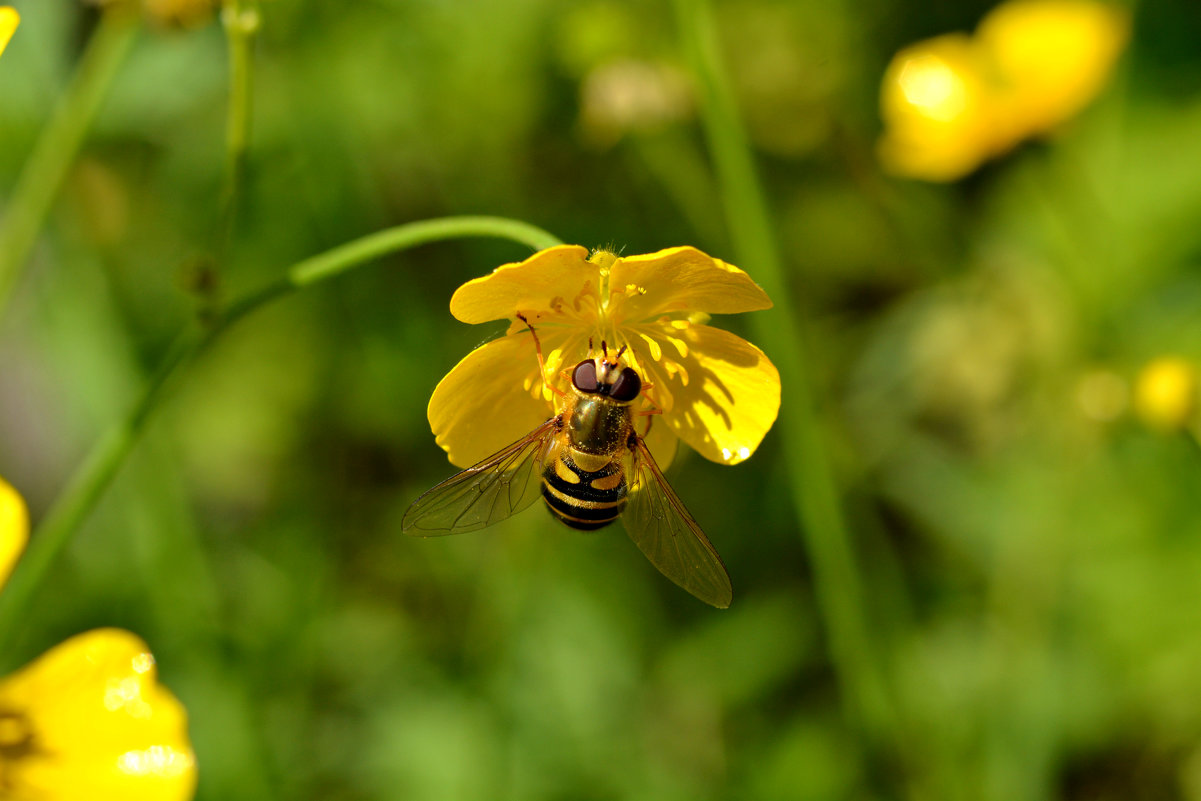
0, 7, 18, 59
977, 0, 1129, 139
878, 34, 1000, 182
0, 479, 26, 589
878, 0, 1129, 181
1134, 357, 1198, 432
0, 479, 196, 801
428, 246, 780, 469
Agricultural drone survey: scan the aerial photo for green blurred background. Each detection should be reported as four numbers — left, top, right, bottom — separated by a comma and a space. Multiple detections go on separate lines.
4, 0, 1201, 798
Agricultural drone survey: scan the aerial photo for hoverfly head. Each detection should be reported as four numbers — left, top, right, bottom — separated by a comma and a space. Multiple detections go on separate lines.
571, 343, 641, 402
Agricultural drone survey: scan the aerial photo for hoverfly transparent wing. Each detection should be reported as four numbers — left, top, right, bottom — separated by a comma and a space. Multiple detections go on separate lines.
623, 435, 733, 608
403, 418, 558, 535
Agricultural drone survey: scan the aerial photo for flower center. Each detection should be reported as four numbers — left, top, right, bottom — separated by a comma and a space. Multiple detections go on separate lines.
586, 250, 648, 347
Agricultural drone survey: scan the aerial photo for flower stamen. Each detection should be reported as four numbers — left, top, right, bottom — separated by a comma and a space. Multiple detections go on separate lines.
637, 333, 663, 361
664, 359, 690, 387
664, 335, 688, 359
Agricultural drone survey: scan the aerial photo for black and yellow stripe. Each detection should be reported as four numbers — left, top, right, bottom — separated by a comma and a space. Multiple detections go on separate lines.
541, 451, 628, 531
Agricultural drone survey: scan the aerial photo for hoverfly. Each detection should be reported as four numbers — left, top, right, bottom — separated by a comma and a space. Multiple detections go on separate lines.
403, 317, 733, 608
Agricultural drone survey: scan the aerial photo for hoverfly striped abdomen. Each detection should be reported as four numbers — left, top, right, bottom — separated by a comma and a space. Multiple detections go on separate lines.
541, 450, 628, 531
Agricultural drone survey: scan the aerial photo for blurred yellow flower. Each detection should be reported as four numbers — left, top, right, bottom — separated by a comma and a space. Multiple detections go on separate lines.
0, 7, 18, 59
878, 34, 999, 181
1134, 357, 1198, 432
0, 480, 197, 801
879, 0, 1129, 181
0, 478, 27, 589
978, 0, 1130, 138
428, 246, 780, 469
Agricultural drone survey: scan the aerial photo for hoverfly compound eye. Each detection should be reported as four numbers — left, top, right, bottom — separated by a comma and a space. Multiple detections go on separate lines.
572, 360, 600, 393
608, 367, 642, 402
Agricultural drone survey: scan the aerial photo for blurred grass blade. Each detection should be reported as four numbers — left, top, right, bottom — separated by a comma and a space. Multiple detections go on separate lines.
673, 0, 902, 761
216, 0, 261, 268
0, 10, 140, 318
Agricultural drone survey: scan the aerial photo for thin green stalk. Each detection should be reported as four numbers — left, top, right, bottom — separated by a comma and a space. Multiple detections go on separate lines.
0, 215, 562, 656
216, 0, 260, 267
674, 0, 900, 753
0, 10, 140, 317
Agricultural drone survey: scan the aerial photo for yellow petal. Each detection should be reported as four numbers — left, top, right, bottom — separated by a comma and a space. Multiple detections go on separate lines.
0, 475, 28, 589
878, 34, 1002, 181
626, 322, 780, 465
0, 629, 196, 801
428, 329, 584, 468
607, 247, 773, 321
449, 245, 597, 325
0, 7, 18, 59
977, 0, 1129, 137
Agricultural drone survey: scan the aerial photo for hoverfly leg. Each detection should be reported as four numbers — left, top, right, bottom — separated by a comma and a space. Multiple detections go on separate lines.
516, 312, 567, 400
635, 383, 664, 437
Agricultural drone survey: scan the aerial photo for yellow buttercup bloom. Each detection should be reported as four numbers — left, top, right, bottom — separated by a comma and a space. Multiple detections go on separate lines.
1134, 357, 1198, 432
0, 480, 196, 801
978, 0, 1130, 139
0, 7, 18, 59
428, 246, 780, 469
878, 34, 999, 182
0, 478, 27, 590
879, 0, 1129, 181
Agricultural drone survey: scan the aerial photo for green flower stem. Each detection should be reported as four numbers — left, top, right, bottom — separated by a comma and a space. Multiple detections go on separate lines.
0, 216, 562, 657
674, 0, 901, 755
216, 0, 260, 264
0, 10, 140, 318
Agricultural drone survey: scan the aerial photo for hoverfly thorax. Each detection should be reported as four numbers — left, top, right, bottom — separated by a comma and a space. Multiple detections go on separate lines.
567, 356, 641, 454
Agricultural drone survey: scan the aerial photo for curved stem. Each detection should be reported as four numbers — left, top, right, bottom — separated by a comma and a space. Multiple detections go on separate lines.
674, 0, 903, 764
0, 216, 562, 657
0, 10, 140, 318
